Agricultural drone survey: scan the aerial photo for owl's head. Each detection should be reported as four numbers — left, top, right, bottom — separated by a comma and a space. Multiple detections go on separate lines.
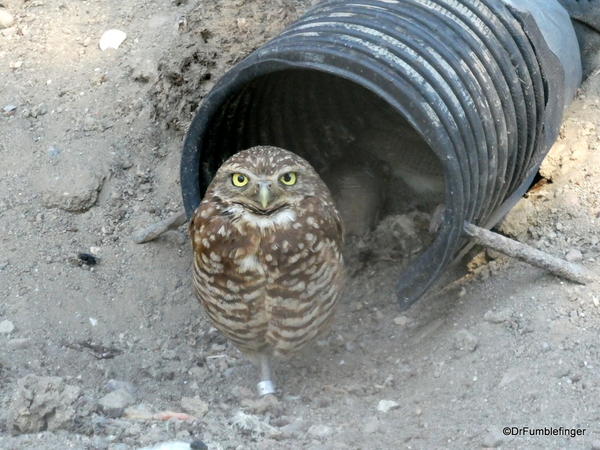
209, 146, 330, 213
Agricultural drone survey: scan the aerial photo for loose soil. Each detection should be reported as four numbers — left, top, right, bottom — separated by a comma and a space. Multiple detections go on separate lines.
1, 1, 600, 450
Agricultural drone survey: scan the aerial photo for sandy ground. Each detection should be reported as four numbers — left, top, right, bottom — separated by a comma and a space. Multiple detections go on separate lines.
1, 1, 600, 449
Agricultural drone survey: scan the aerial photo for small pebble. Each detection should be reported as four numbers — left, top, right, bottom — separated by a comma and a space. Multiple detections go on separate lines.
7, 338, 31, 349
393, 315, 408, 326
565, 249, 583, 262
377, 399, 399, 413
98, 388, 136, 412
0, 9, 15, 29
0, 320, 15, 334
99, 29, 127, 50
3, 104, 16, 113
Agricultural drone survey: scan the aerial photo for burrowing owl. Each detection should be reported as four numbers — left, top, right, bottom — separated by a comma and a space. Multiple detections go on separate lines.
189, 146, 344, 396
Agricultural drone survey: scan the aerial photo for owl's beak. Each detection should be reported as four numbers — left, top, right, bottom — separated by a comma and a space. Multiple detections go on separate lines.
258, 183, 271, 209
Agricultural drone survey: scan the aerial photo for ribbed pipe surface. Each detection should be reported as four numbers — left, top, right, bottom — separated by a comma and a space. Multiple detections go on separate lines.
181, 0, 577, 309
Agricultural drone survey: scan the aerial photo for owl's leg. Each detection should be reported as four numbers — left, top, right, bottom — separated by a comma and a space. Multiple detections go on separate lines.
257, 354, 276, 397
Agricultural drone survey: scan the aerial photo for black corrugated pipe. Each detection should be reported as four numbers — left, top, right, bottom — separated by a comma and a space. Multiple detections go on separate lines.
180, 0, 581, 310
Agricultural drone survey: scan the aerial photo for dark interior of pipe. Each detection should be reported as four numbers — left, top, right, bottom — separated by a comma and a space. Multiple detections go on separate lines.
199, 69, 445, 239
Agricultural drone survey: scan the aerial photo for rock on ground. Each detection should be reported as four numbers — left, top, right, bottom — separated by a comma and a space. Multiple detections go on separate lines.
98, 388, 136, 416
180, 396, 208, 417
35, 152, 106, 212
453, 329, 478, 352
8, 374, 82, 435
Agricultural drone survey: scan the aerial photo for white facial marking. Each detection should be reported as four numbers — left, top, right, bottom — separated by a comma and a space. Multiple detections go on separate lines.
239, 208, 297, 231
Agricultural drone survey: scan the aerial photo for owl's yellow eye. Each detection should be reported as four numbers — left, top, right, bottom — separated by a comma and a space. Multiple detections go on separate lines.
280, 172, 297, 186
232, 173, 249, 187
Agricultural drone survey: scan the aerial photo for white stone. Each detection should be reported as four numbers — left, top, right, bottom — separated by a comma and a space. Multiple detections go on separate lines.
99, 29, 127, 51
377, 399, 399, 413
393, 315, 408, 326
0, 320, 14, 334
0, 9, 15, 29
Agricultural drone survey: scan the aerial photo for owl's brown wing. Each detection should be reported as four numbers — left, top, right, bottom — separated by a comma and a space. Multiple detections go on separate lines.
260, 196, 344, 357
189, 199, 271, 355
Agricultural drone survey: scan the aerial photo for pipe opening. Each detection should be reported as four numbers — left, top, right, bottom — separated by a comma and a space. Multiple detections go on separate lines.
201, 70, 445, 212
198, 68, 445, 261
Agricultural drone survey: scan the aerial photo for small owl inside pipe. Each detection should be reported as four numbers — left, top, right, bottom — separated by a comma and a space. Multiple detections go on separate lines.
188, 146, 344, 396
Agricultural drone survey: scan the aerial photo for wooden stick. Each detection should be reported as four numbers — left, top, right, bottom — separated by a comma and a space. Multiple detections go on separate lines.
463, 222, 597, 285
132, 210, 187, 244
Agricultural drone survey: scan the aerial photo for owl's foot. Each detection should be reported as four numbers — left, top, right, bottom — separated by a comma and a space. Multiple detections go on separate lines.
132, 210, 187, 244
257, 354, 276, 397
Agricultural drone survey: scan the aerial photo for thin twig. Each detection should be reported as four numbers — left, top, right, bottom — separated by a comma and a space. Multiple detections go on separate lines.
463, 222, 597, 285
132, 210, 187, 244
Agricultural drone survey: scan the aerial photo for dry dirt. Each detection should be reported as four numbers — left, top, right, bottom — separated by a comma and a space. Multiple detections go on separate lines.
1, 1, 600, 450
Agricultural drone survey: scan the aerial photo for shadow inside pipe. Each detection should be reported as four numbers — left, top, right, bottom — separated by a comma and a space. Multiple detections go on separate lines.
199, 68, 446, 275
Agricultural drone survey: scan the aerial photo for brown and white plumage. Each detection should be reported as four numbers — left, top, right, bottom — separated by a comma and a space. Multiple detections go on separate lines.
189, 146, 344, 394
